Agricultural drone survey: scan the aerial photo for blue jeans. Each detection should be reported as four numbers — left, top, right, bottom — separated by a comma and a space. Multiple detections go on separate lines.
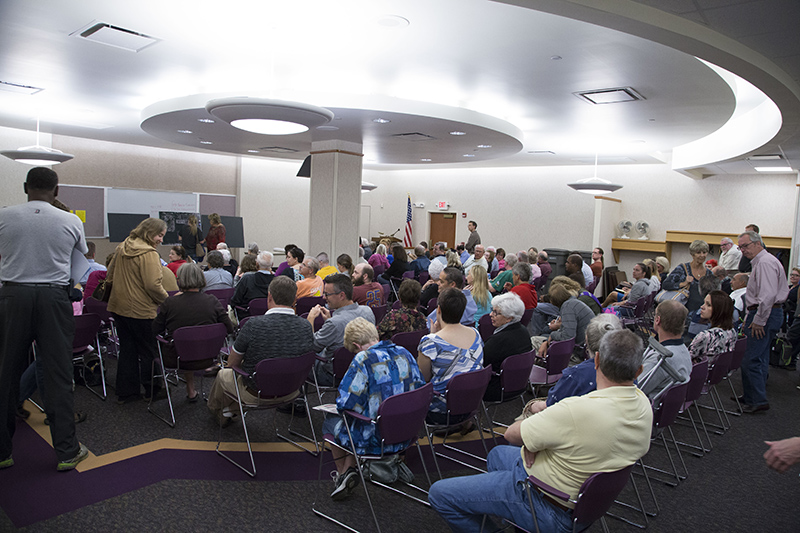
741, 308, 783, 406
428, 445, 574, 533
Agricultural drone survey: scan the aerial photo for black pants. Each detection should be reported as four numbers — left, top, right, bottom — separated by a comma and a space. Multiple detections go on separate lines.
112, 314, 158, 398
0, 284, 78, 461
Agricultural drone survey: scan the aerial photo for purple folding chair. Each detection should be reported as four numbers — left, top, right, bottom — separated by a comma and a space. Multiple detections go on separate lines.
247, 297, 268, 316
478, 313, 495, 342
418, 271, 429, 285
402, 270, 415, 280
482, 350, 536, 444
369, 304, 387, 326
427, 296, 438, 315
529, 338, 574, 396
423, 365, 493, 478
373, 263, 386, 277
72, 313, 107, 400
150, 322, 228, 427
696, 350, 733, 434
674, 358, 711, 456
217, 351, 319, 477
392, 300, 403, 310
586, 275, 600, 294
724, 337, 747, 415
520, 308, 534, 328
308, 346, 356, 403
205, 287, 235, 309
296, 295, 325, 316
299, 312, 325, 332
84, 297, 119, 356
313, 383, 434, 532
391, 329, 429, 356
525, 464, 635, 533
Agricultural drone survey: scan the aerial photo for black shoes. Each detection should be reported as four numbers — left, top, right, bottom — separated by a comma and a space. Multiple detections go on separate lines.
277, 399, 307, 417
741, 403, 770, 414
330, 467, 360, 500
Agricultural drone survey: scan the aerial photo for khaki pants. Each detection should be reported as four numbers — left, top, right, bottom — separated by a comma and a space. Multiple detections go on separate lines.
207, 368, 299, 417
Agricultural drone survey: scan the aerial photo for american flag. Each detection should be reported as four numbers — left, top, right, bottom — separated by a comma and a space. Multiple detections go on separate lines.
403, 194, 413, 248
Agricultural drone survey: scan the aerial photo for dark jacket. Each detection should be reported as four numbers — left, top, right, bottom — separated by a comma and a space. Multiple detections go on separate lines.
483, 321, 533, 401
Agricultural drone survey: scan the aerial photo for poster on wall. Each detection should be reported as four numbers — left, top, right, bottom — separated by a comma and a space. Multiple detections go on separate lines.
160, 211, 201, 246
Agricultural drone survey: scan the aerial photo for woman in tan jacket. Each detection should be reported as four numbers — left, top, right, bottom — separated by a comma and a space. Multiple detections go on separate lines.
107, 218, 169, 404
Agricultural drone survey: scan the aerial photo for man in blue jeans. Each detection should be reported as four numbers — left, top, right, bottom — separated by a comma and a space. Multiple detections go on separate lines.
737, 230, 788, 413
428, 329, 652, 532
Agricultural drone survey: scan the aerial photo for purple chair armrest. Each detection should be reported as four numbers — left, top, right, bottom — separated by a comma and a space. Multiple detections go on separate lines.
527, 475, 570, 502
230, 366, 249, 378
156, 334, 172, 347
343, 409, 372, 423
315, 354, 328, 362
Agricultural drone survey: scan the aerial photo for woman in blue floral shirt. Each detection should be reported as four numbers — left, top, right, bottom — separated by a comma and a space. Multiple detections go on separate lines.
323, 317, 425, 500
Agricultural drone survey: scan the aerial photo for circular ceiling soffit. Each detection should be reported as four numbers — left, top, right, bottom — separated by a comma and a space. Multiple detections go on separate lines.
205, 97, 334, 135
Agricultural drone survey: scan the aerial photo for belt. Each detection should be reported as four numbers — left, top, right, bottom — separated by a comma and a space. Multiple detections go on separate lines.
532, 485, 572, 513
2, 281, 69, 289
746, 303, 783, 311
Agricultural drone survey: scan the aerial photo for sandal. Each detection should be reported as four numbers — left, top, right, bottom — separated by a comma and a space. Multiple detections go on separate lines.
187, 393, 199, 403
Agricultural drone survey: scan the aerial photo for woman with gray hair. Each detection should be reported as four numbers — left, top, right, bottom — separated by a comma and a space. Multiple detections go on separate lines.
483, 293, 533, 401
523, 313, 622, 415
420, 259, 446, 307
153, 263, 234, 401
203, 250, 234, 290
662, 239, 714, 313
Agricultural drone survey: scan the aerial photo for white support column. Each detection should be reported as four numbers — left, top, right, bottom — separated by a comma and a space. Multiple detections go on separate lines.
308, 140, 363, 261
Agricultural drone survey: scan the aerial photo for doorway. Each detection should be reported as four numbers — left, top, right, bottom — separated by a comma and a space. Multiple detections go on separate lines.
429, 212, 456, 249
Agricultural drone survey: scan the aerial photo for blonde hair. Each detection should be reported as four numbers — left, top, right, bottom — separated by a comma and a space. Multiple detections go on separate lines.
548, 275, 582, 294
208, 213, 221, 225
130, 218, 166, 247
548, 281, 579, 308
186, 214, 198, 236
468, 265, 491, 308
344, 317, 379, 352
446, 251, 462, 269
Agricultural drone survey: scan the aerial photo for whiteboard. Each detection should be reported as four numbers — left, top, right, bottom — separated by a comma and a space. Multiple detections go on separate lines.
107, 188, 198, 218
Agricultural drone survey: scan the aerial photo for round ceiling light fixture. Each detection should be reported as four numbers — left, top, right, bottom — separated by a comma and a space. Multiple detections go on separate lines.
206, 97, 334, 135
0, 146, 74, 165
567, 153, 622, 194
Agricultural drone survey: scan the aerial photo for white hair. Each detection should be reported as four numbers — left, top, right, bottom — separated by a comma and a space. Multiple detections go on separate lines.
220, 249, 231, 263
256, 251, 274, 270
428, 259, 445, 280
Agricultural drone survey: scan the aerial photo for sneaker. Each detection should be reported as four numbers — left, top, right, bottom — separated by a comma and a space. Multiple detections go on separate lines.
330, 466, 360, 501
0, 456, 13, 469
57, 443, 89, 472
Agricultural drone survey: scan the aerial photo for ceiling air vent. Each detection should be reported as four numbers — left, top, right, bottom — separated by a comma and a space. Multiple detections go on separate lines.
71, 22, 159, 52
575, 87, 644, 105
259, 146, 299, 153
0, 80, 43, 95
390, 132, 437, 141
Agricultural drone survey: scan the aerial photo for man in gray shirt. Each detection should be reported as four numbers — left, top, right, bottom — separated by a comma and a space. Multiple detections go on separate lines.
0, 167, 89, 471
639, 300, 691, 400
308, 274, 375, 385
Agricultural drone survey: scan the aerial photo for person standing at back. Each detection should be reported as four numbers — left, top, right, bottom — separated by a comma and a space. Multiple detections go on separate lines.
0, 167, 89, 471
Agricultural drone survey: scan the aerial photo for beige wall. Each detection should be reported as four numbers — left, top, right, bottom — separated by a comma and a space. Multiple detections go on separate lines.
1, 125, 795, 278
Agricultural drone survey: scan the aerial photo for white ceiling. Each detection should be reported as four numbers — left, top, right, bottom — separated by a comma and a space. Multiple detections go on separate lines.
0, 0, 797, 175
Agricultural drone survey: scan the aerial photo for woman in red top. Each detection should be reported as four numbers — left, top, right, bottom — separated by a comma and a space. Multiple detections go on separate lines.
166, 245, 188, 277
204, 213, 226, 251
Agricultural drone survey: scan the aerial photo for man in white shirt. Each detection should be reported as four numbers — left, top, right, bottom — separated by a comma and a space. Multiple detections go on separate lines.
719, 237, 742, 275
462, 245, 489, 274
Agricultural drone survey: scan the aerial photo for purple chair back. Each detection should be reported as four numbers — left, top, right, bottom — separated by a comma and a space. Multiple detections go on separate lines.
478, 314, 495, 342
706, 350, 732, 387
205, 288, 235, 309
73, 313, 102, 350
296, 296, 325, 316
402, 271, 415, 280
167, 290, 179, 297
586, 275, 600, 294
238, 316, 251, 330
84, 297, 113, 324
252, 351, 316, 398
520, 308, 534, 327
499, 350, 536, 394
490, 269, 499, 279
372, 304, 388, 325
300, 312, 325, 332
248, 298, 268, 316
427, 297, 438, 315
729, 337, 746, 373
653, 381, 688, 429
418, 272, 429, 285
332, 346, 356, 382
373, 264, 386, 277
685, 359, 709, 405
571, 464, 635, 526
172, 323, 228, 364
443, 366, 492, 417
391, 329, 429, 356
545, 338, 574, 375
380, 283, 390, 301
392, 300, 403, 310
375, 382, 434, 445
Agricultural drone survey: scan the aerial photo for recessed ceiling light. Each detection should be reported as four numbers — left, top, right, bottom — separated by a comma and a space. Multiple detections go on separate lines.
420, 158, 432, 162
528, 150, 555, 155
247, 149, 259, 153
206, 97, 334, 136
748, 154, 782, 161
199, 140, 213, 145
754, 166, 793, 172
477, 144, 492, 149
575, 87, 644, 105
463, 154, 475, 157
450, 131, 466, 136
372, 118, 391, 124
231, 118, 308, 135
71, 22, 159, 52
197, 118, 215, 124
550, 55, 562, 61
0, 80, 44, 95
177, 129, 193, 134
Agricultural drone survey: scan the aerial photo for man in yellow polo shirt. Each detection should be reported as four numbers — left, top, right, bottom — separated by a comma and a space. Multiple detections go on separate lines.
316, 252, 339, 281
429, 329, 652, 532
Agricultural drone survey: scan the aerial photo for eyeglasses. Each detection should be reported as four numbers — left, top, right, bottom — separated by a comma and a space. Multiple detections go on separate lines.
322, 291, 341, 298
490, 309, 502, 316
739, 241, 756, 250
